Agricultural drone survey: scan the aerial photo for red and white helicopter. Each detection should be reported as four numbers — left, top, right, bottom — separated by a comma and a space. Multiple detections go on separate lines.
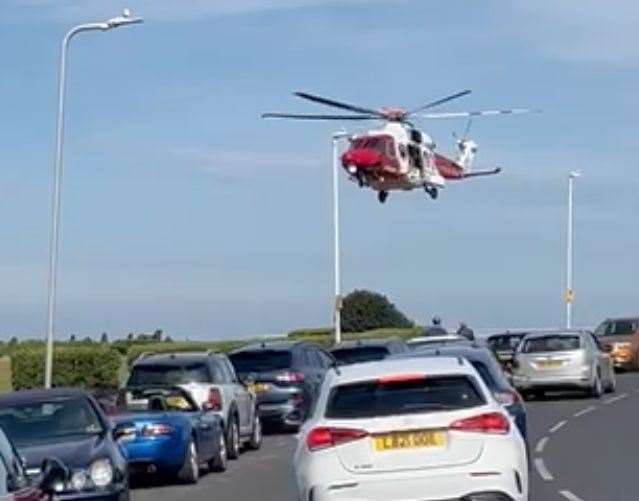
263, 90, 537, 203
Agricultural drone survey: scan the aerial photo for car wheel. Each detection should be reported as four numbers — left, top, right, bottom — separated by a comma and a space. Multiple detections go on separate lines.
226, 416, 241, 460
605, 370, 616, 393
590, 371, 603, 398
178, 438, 199, 484
208, 432, 228, 472
247, 414, 262, 450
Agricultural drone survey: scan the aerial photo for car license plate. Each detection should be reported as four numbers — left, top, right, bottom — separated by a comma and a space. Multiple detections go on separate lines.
372, 429, 446, 451
537, 360, 562, 369
248, 383, 271, 393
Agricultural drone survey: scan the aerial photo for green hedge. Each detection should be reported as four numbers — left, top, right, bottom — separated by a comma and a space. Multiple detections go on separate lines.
286, 327, 424, 347
11, 346, 122, 390
287, 327, 333, 340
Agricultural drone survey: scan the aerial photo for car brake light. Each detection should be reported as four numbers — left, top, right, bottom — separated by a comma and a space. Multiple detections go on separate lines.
276, 371, 305, 383
493, 390, 520, 406
306, 427, 369, 451
377, 373, 425, 384
204, 388, 223, 412
449, 412, 510, 434
141, 423, 172, 436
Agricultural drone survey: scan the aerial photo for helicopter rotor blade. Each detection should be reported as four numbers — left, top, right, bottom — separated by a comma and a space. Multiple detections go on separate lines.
417, 108, 540, 119
406, 89, 472, 115
293, 92, 386, 118
261, 112, 378, 120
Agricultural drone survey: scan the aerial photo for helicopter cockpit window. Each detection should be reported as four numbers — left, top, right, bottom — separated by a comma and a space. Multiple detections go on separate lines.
351, 138, 366, 149
365, 136, 394, 157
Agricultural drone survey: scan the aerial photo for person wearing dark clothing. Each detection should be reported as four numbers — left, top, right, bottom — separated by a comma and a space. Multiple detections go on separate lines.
424, 316, 448, 336
457, 322, 475, 341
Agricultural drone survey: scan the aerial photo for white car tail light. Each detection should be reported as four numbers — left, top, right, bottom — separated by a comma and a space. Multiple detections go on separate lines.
203, 388, 223, 412
141, 423, 172, 436
276, 371, 305, 383
449, 412, 510, 434
306, 427, 369, 451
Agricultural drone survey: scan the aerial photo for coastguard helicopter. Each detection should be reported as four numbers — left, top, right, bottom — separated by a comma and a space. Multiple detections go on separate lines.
263, 90, 537, 203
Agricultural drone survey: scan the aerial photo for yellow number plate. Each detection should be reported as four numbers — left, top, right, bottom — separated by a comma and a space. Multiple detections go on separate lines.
537, 360, 563, 369
248, 383, 270, 393
373, 430, 447, 451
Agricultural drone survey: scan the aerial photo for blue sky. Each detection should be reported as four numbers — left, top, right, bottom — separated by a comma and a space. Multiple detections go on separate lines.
0, 0, 636, 339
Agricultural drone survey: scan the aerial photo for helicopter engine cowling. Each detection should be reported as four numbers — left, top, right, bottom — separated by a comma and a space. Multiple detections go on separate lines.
341, 148, 382, 170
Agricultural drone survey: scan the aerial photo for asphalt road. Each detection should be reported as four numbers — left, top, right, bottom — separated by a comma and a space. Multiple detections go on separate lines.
131, 373, 639, 501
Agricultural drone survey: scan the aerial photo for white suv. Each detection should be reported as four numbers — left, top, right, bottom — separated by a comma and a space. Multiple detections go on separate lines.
127, 351, 261, 459
295, 357, 528, 501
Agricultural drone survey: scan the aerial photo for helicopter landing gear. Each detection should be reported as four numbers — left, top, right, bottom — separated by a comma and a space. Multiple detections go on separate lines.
424, 185, 438, 200
377, 191, 389, 204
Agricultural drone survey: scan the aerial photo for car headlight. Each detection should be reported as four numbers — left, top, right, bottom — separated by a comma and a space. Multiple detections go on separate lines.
70, 470, 88, 491
89, 459, 113, 488
614, 342, 632, 350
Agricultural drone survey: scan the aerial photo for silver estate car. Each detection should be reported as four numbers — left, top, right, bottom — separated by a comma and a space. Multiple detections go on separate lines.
512, 330, 616, 399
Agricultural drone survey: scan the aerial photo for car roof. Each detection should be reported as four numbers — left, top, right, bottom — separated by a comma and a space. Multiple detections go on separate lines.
327, 357, 472, 386
603, 317, 639, 322
230, 340, 313, 353
394, 345, 494, 363
407, 335, 464, 343
0, 387, 90, 406
522, 330, 588, 340
134, 351, 219, 366
331, 337, 402, 349
487, 332, 528, 339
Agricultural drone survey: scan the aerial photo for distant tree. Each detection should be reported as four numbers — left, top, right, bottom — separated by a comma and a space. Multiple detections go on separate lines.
127, 333, 134, 342
8, 337, 18, 346
152, 329, 163, 342
100, 332, 109, 344
164, 336, 173, 343
83, 336, 93, 344
341, 289, 413, 333
69, 334, 76, 343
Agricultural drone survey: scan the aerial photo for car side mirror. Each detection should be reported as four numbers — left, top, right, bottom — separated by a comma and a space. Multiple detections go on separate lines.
39, 458, 68, 495
113, 423, 136, 442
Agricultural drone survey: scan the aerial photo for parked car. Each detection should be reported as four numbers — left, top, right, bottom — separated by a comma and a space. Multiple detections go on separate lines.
295, 357, 528, 501
0, 388, 129, 501
392, 344, 528, 440
594, 317, 639, 370
126, 351, 259, 460
512, 330, 616, 399
113, 386, 232, 483
330, 338, 409, 365
406, 334, 469, 350
0, 423, 69, 501
228, 341, 334, 430
486, 331, 527, 372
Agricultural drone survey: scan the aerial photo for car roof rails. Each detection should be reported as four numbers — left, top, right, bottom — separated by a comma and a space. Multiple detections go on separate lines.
206, 349, 219, 356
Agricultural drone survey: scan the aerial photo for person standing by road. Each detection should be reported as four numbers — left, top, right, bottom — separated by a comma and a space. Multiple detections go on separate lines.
424, 316, 448, 336
457, 322, 475, 341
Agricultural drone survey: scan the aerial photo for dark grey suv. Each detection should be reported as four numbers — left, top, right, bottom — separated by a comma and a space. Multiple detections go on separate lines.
228, 341, 335, 430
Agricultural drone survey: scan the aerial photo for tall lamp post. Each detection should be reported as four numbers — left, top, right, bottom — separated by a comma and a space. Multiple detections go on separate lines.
331, 131, 349, 345
565, 170, 581, 329
44, 10, 143, 389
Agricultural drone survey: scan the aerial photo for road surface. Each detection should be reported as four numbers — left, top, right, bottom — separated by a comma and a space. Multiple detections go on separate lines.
132, 372, 639, 501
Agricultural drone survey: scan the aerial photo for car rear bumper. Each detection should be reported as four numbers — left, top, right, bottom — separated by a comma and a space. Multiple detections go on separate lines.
258, 401, 305, 427
120, 436, 187, 472
512, 373, 591, 391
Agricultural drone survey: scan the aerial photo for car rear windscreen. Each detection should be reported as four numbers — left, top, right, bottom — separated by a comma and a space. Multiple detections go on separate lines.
229, 350, 292, 374
488, 335, 524, 351
331, 347, 390, 364
325, 375, 485, 419
127, 363, 210, 385
522, 336, 580, 353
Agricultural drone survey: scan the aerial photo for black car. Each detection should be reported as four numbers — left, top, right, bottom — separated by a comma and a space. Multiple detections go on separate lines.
391, 345, 528, 441
330, 338, 410, 365
486, 332, 527, 371
228, 341, 334, 430
0, 388, 129, 501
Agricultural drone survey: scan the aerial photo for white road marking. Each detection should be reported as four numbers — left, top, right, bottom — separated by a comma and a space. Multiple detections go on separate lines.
573, 406, 595, 418
549, 420, 567, 434
604, 393, 628, 404
534, 458, 554, 481
535, 436, 549, 454
559, 489, 585, 501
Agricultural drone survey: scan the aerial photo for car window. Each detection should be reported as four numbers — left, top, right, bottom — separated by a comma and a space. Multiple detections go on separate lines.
0, 397, 103, 447
211, 360, 227, 384
221, 358, 239, 383
325, 375, 485, 419
469, 360, 498, 390
611, 320, 636, 336
521, 336, 580, 353
307, 348, 323, 368
317, 350, 334, 369
128, 363, 211, 386
228, 350, 293, 374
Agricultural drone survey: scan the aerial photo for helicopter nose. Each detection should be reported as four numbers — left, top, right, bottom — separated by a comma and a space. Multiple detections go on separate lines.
341, 148, 382, 170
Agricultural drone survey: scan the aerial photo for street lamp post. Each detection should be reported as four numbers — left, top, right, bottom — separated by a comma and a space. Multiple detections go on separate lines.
565, 170, 581, 330
44, 9, 143, 389
331, 132, 349, 345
